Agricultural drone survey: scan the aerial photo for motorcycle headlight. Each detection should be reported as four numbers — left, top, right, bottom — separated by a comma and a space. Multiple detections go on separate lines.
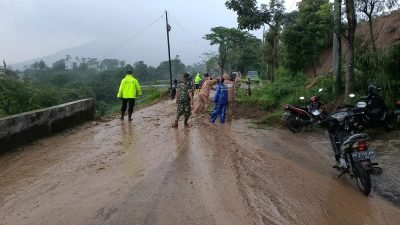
312, 110, 321, 116
357, 101, 367, 108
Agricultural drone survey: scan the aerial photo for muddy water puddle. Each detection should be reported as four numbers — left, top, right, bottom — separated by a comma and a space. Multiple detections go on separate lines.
0, 100, 399, 225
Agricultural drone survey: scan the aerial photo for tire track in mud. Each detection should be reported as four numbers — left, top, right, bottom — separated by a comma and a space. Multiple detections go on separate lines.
219, 122, 400, 225
0, 100, 400, 225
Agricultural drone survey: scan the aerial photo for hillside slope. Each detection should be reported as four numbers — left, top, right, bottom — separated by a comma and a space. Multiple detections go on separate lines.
306, 10, 400, 76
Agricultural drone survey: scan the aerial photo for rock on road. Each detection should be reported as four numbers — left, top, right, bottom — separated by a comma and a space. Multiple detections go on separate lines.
0, 100, 399, 225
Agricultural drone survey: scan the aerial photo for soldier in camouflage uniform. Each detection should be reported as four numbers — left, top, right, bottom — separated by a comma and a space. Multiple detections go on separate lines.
172, 73, 194, 128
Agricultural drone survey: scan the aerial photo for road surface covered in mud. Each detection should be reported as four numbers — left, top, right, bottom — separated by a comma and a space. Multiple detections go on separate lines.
0, 100, 399, 225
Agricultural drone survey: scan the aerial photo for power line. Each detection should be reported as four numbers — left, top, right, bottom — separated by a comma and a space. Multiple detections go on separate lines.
101, 15, 164, 60
167, 13, 210, 50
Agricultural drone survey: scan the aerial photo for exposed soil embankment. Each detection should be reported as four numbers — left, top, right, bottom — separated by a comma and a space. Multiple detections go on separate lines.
306, 10, 400, 76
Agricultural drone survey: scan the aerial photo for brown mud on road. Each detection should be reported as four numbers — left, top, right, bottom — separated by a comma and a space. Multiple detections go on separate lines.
0, 100, 399, 225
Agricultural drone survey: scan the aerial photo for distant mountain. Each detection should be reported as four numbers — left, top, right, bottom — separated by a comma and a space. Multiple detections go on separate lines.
11, 36, 207, 70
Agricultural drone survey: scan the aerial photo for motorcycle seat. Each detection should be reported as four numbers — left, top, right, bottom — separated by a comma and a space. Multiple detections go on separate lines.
343, 133, 369, 146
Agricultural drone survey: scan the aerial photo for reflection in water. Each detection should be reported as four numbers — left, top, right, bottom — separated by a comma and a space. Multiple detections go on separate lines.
120, 122, 140, 176
171, 127, 191, 161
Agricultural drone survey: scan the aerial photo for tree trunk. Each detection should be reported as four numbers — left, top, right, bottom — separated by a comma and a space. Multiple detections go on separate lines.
333, 0, 342, 96
344, 0, 357, 102
272, 29, 279, 82
368, 15, 377, 53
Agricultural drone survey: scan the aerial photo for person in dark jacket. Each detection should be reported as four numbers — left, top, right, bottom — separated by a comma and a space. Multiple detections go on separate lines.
210, 78, 228, 123
171, 79, 178, 100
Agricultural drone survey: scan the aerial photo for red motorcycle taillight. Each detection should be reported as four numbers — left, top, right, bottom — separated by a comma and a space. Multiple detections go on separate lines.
353, 140, 368, 151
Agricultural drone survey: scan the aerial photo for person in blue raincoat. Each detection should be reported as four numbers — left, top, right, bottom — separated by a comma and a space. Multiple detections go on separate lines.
210, 77, 228, 123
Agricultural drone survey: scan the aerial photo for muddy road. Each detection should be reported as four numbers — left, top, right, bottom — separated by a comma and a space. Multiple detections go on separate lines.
0, 100, 399, 225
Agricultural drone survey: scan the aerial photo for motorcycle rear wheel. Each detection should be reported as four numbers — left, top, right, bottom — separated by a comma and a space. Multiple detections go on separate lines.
287, 115, 303, 133
384, 111, 397, 131
355, 162, 371, 196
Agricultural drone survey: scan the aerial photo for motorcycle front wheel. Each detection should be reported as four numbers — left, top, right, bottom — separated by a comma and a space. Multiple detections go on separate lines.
287, 115, 303, 133
355, 162, 371, 196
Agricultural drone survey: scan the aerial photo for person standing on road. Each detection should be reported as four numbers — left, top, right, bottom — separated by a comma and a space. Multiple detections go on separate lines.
194, 72, 202, 93
193, 73, 217, 115
172, 73, 194, 128
210, 77, 228, 123
117, 70, 142, 121
222, 72, 240, 120
171, 79, 178, 100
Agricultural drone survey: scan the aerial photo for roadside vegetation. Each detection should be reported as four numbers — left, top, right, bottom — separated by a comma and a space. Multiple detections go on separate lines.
0, 56, 199, 118
1, 0, 399, 122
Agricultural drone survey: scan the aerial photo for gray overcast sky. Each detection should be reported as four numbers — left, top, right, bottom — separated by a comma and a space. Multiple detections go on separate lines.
0, 0, 300, 66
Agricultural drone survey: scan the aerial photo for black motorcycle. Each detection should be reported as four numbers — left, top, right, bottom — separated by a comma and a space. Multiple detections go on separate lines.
394, 99, 400, 123
347, 84, 395, 131
321, 107, 382, 196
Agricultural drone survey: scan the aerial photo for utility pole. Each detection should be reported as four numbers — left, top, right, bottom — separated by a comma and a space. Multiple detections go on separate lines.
165, 10, 173, 90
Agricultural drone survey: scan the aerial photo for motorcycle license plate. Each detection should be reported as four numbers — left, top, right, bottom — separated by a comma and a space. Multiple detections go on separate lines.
351, 150, 376, 161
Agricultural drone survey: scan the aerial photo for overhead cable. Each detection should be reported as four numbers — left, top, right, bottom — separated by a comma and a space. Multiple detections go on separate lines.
101, 15, 164, 60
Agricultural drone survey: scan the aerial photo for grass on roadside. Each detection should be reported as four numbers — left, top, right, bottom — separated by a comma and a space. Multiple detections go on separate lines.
236, 68, 336, 126
96, 87, 169, 118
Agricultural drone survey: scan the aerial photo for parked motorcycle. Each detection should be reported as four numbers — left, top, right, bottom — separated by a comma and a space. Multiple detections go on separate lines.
394, 99, 400, 123
345, 84, 396, 131
321, 106, 382, 196
283, 88, 328, 133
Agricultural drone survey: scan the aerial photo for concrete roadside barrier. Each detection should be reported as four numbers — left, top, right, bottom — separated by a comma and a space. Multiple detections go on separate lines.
0, 99, 95, 152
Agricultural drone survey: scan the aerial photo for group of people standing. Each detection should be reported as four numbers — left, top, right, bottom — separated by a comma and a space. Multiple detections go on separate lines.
172, 72, 241, 128
116, 70, 240, 127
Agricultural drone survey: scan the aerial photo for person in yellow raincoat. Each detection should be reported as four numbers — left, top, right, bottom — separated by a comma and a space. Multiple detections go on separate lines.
117, 70, 142, 121
194, 73, 202, 93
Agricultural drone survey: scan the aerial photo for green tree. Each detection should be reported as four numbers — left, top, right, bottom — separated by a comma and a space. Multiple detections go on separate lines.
171, 55, 186, 76
134, 61, 149, 81
226, 0, 285, 81
87, 58, 99, 70
65, 54, 72, 69
204, 27, 255, 74
100, 59, 120, 71
52, 59, 66, 70
38, 60, 47, 70
282, 0, 333, 75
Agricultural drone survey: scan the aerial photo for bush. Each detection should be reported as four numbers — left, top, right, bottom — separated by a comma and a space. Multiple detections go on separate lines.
236, 69, 336, 126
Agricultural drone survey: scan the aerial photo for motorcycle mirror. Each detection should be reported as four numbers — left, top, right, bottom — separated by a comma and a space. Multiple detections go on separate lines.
318, 88, 323, 92
299, 96, 305, 100
349, 94, 356, 98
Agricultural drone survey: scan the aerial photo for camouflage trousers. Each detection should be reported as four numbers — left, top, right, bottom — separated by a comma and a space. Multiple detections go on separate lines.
176, 101, 191, 120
